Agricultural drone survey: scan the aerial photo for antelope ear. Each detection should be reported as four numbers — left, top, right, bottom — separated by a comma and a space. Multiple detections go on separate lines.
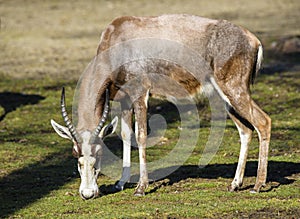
99, 116, 118, 138
50, 119, 73, 140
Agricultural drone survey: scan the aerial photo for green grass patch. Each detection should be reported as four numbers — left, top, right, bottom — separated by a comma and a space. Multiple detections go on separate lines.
0, 0, 299, 218
0, 69, 299, 218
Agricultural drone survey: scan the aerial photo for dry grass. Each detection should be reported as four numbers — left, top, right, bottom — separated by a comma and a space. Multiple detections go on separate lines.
0, 0, 299, 79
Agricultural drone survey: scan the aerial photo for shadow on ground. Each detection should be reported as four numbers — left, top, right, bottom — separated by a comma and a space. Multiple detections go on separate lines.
1, 41, 299, 217
1, 145, 298, 218
0, 149, 75, 218
0, 92, 45, 121
100, 160, 299, 195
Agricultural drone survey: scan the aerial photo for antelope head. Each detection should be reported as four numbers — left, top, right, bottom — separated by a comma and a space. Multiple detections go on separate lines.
50, 88, 118, 200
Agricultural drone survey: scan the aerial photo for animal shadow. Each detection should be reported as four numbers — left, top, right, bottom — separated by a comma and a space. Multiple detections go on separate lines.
0, 92, 45, 121
99, 161, 300, 196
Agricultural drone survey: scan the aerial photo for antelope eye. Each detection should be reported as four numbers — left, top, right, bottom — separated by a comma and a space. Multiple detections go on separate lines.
94, 169, 99, 176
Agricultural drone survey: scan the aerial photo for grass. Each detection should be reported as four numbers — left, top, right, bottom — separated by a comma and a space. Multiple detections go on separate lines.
0, 0, 300, 218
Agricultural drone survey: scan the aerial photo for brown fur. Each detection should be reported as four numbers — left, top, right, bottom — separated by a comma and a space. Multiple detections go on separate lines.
75, 14, 270, 195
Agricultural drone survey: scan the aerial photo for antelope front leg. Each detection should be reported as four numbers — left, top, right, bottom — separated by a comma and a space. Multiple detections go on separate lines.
115, 102, 133, 191
133, 91, 149, 196
134, 142, 148, 196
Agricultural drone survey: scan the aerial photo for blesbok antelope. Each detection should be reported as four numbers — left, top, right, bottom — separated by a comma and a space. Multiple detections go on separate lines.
51, 14, 271, 199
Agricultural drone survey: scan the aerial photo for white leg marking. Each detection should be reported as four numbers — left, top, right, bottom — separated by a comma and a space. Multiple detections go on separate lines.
121, 117, 131, 168
232, 125, 251, 189
116, 117, 132, 190
210, 77, 232, 106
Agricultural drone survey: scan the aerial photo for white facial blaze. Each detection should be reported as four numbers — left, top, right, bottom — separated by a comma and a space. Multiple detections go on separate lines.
81, 131, 93, 156
74, 120, 117, 199
78, 156, 99, 199
78, 131, 100, 199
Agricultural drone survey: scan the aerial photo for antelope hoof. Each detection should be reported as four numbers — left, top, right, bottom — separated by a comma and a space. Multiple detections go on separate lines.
134, 183, 147, 196
228, 180, 242, 192
227, 184, 238, 192
134, 190, 145, 196
251, 182, 266, 193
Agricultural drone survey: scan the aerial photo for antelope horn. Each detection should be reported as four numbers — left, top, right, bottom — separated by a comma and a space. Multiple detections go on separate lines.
90, 89, 110, 143
61, 87, 82, 144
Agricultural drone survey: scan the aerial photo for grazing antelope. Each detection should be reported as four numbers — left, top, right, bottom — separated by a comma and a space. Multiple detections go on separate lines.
51, 14, 271, 199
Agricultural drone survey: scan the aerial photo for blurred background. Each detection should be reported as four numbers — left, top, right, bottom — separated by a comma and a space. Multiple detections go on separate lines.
0, 0, 299, 80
